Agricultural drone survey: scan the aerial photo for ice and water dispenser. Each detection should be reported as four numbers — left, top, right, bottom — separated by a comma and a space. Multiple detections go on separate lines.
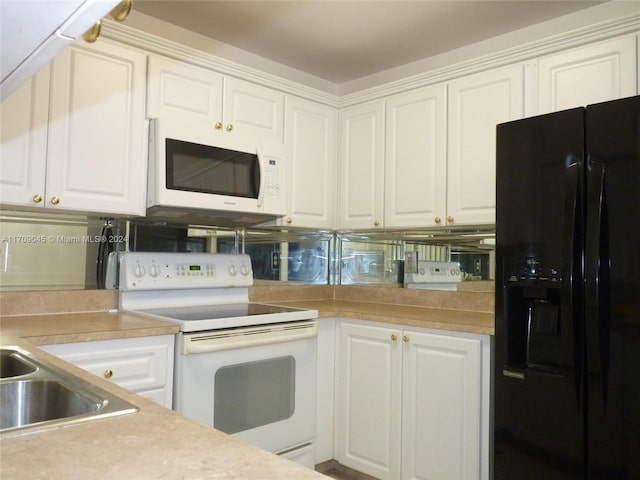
503, 256, 564, 372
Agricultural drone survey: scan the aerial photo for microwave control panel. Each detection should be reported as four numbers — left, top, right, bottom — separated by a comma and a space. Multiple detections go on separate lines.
264, 158, 282, 199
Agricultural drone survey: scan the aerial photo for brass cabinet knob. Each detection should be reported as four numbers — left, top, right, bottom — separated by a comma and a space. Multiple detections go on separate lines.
214, 122, 223, 130
104, 369, 113, 379
434, 216, 441, 224
226, 124, 234, 132
391, 334, 398, 341
403, 335, 410, 343
374, 219, 380, 227
447, 215, 454, 223
32, 194, 43, 204
286, 217, 293, 224
50, 196, 60, 205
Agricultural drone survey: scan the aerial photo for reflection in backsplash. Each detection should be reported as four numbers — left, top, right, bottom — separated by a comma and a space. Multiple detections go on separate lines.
0, 212, 495, 291
0, 212, 128, 291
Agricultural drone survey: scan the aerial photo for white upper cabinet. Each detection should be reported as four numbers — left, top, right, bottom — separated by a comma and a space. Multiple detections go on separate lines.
1, 40, 146, 216
447, 64, 524, 225
283, 96, 337, 229
385, 84, 447, 228
338, 100, 385, 230
147, 55, 284, 144
537, 36, 637, 114
46, 40, 147, 215
0, 67, 50, 208
147, 55, 223, 124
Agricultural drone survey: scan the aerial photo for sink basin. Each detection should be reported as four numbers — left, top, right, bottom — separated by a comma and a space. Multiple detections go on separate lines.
0, 346, 138, 435
0, 350, 37, 379
0, 379, 101, 430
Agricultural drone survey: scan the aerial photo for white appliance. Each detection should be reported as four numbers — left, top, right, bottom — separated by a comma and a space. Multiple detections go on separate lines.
119, 252, 318, 468
404, 260, 463, 291
147, 118, 286, 226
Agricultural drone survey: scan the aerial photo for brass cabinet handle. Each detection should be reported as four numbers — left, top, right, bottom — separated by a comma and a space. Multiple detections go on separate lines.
82, 21, 102, 43
374, 220, 380, 227
32, 194, 43, 204
447, 215, 454, 223
403, 335, 410, 343
215, 122, 223, 130
286, 217, 293, 224
226, 124, 234, 132
50, 196, 60, 205
434, 216, 441, 224
391, 334, 398, 341
104, 369, 113, 379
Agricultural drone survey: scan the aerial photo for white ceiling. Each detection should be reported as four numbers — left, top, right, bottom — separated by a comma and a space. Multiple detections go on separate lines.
133, 0, 606, 84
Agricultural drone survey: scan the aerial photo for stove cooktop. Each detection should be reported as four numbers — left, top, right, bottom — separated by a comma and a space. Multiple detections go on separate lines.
132, 302, 318, 332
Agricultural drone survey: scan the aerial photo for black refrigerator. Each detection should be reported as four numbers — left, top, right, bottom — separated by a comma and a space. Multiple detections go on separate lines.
494, 95, 640, 480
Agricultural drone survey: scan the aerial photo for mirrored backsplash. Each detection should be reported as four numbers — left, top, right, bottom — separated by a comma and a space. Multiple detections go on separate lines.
0, 211, 494, 292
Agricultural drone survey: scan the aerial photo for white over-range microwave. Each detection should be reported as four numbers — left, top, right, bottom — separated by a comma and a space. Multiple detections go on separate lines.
147, 118, 286, 226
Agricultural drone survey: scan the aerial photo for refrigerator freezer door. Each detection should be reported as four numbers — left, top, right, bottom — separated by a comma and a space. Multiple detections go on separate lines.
585, 95, 640, 479
494, 107, 585, 479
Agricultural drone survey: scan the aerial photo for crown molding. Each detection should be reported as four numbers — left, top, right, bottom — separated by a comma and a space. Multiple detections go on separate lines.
101, 20, 340, 108
102, 12, 639, 110
339, 12, 640, 107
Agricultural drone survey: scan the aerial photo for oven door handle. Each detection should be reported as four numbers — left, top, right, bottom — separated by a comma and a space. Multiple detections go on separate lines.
183, 321, 317, 355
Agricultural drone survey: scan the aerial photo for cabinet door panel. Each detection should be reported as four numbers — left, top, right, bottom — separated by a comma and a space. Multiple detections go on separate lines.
47, 41, 146, 215
338, 101, 384, 229
284, 96, 337, 228
147, 55, 223, 122
403, 331, 482, 480
337, 322, 402, 480
538, 36, 637, 114
0, 67, 49, 207
42, 335, 174, 408
385, 85, 446, 228
448, 64, 524, 225
224, 77, 284, 143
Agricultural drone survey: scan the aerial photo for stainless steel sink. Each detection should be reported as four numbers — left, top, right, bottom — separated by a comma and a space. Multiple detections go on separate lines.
0, 346, 138, 435
0, 349, 37, 379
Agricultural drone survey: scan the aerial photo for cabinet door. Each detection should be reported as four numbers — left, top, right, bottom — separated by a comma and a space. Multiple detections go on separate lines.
146, 54, 223, 124
385, 85, 446, 228
448, 64, 524, 225
224, 77, 284, 143
336, 322, 402, 480
46, 40, 146, 215
0, 66, 50, 208
338, 101, 385, 229
402, 330, 482, 480
42, 335, 175, 408
284, 96, 337, 229
538, 36, 637, 114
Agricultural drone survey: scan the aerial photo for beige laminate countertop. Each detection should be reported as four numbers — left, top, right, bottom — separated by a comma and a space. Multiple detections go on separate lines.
0, 313, 326, 480
272, 299, 495, 336
0, 296, 492, 479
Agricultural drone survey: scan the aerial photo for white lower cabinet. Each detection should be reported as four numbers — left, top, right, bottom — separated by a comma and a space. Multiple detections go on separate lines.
335, 319, 490, 480
41, 334, 175, 409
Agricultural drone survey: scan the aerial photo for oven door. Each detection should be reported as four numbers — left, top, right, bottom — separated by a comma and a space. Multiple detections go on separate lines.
173, 321, 317, 455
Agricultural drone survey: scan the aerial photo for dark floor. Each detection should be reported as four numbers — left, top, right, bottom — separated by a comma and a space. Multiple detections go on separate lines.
316, 461, 378, 480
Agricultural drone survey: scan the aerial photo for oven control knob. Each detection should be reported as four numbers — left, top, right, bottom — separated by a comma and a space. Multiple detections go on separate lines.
240, 264, 250, 276
149, 264, 161, 278
228, 264, 238, 276
133, 264, 145, 278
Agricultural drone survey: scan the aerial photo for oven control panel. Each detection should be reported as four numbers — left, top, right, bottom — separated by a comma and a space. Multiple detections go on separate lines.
119, 252, 253, 290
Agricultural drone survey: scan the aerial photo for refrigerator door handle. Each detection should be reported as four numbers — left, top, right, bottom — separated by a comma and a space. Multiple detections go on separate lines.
561, 159, 582, 409
586, 157, 610, 408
